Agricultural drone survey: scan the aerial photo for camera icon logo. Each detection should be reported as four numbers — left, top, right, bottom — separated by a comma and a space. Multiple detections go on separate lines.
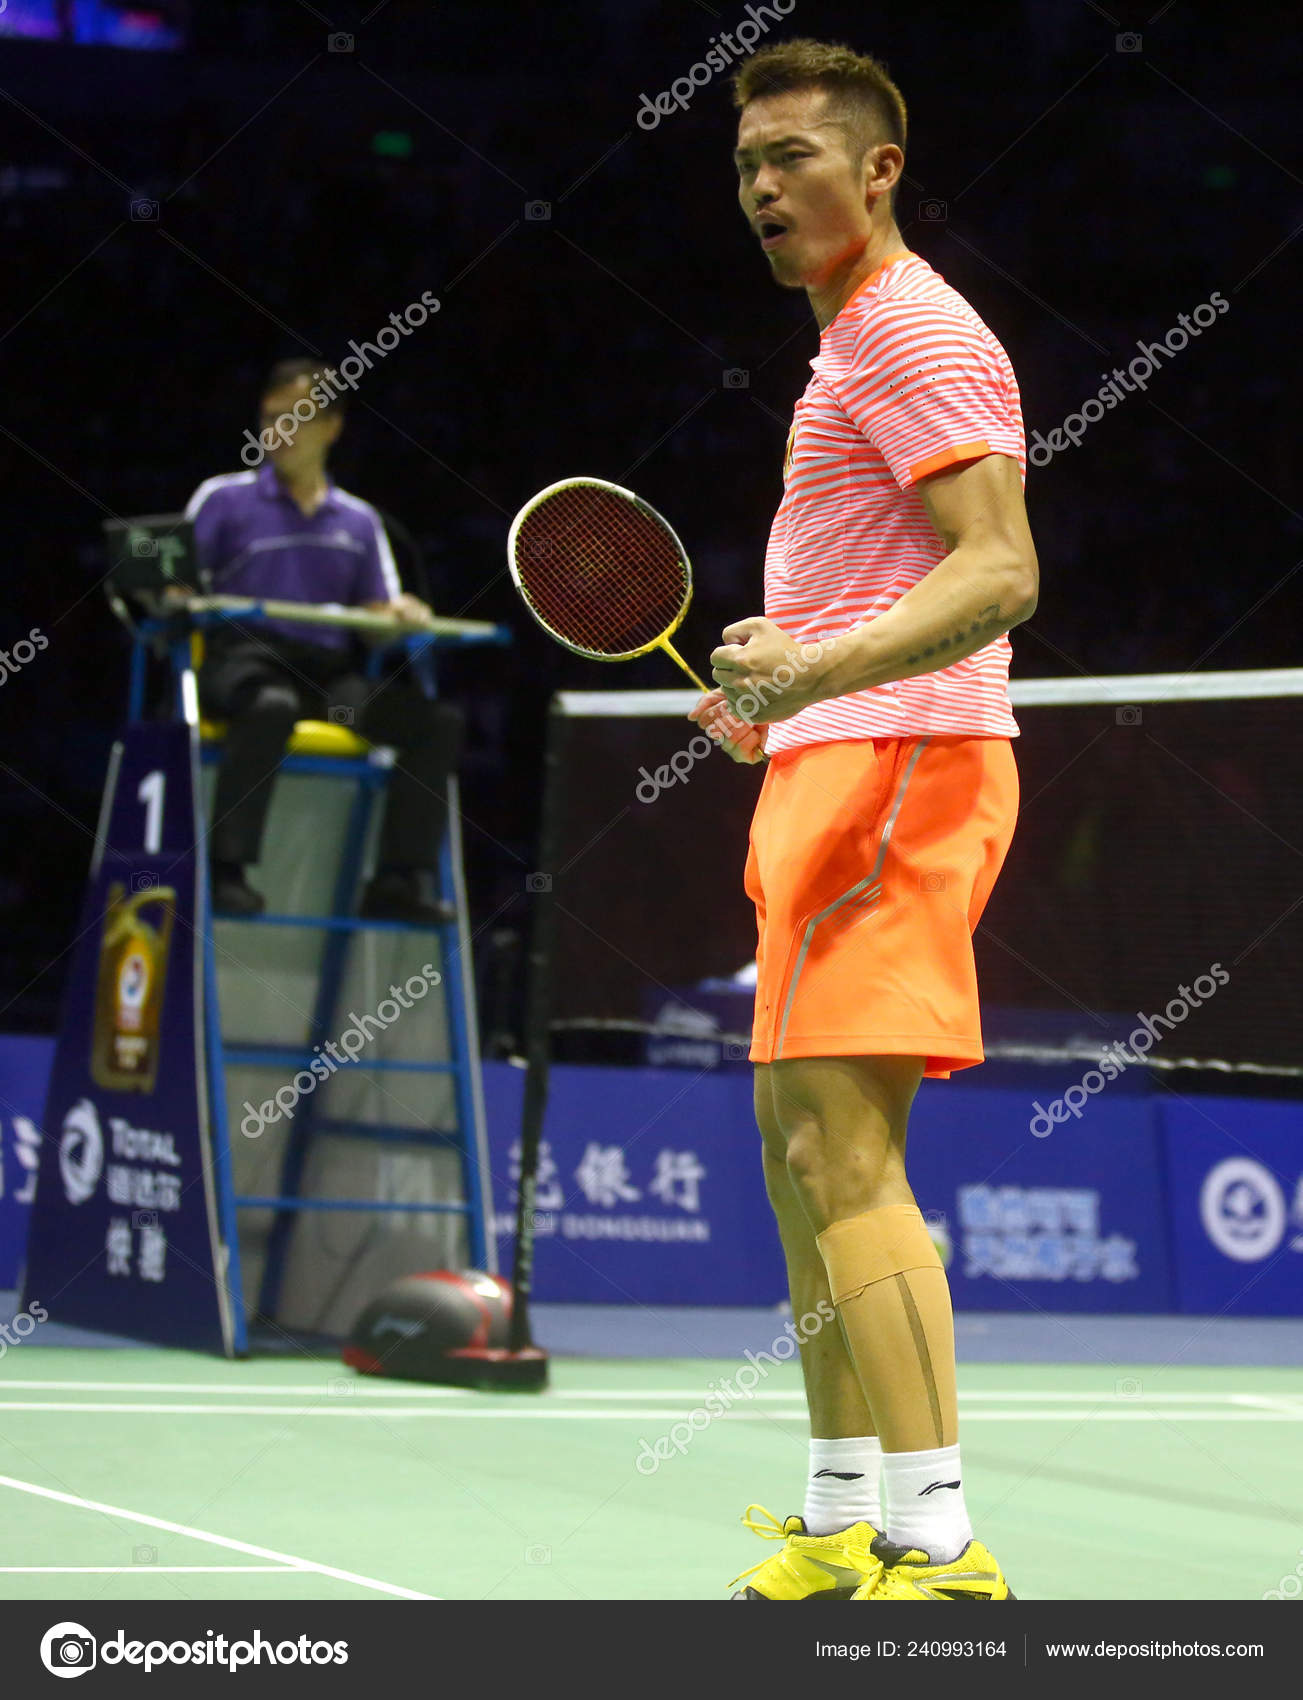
133, 1543, 158, 1563
41, 1622, 97, 1678
1116, 32, 1142, 52
131, 536, 159, 557
525, 1544, 552, 1565
526, 872, 552, 893
1115, 705, 1142, 726
524, 200, 552, 222
328, 705, 355, 725
130, 198, 159, 221
132, 1209, 159, 1229
925, 1212, 953, 1266
722, 368, 750, 390
919, 870, 947, 892
919, 199, 948, 222
723, 1041, 749, 1062
328, 32, 354, 52
131, 870, 159, 893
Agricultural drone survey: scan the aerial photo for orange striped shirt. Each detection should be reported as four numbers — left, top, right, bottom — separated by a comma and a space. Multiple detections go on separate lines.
764, 251, 1024, 754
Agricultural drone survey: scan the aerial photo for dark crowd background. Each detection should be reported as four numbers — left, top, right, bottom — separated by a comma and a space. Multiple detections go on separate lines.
0, 0, 1299, 1043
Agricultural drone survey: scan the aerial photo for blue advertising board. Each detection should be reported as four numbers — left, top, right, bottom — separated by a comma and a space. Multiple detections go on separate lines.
484, 1062, 785, 1307
20, 722, 243, 1353
482, 1062, 1176, 1313
905, 1079, 1173, 1314
11, 1014, 1302, 1321
0, 1035, 51, 1290
1159, 1096, 1303, 1316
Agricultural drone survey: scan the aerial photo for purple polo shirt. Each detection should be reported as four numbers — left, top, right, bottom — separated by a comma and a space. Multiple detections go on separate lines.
184, 464, 401, 650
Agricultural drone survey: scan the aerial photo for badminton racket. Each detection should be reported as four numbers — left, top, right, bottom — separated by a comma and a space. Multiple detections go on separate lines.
508, 476, 709, 691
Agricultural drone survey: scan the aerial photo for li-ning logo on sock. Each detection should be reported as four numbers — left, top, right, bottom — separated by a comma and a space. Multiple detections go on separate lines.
812, 1469, 863, 1481
918, 1479, 961, 1495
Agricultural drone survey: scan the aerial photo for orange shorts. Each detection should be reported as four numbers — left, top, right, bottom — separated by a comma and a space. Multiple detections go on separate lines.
745, 735, 1019, 1078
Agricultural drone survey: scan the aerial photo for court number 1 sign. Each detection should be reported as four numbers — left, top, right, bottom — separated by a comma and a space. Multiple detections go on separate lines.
137, 769, 165, 852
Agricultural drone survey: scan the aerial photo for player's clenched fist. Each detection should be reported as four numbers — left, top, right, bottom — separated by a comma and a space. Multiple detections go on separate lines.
709, 616, 830, 723
688, 689, 768, 765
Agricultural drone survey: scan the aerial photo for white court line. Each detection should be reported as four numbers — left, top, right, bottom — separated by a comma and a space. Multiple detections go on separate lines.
0, 1402, 791, 1417
0, 1476, 437, 1600
0, 1380, 1299, 1407
3, 1381, 1301, 1403
0, 1380, 465, 1399
0, 1380, 799, 1400
0, 1402, 1297, 1421
0, 1566, 295, 1574
931, 1411, 1302, 1422
964, 1390, 1303, 1403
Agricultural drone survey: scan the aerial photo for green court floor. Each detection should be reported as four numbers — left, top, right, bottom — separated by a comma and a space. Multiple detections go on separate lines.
1, 1350, 1300, 1601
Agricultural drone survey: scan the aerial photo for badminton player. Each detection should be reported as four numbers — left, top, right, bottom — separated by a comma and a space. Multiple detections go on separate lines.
690, 39, 1037, 1601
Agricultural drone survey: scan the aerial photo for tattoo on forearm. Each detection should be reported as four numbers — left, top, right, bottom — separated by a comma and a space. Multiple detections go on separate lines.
904, 604, 1004, 667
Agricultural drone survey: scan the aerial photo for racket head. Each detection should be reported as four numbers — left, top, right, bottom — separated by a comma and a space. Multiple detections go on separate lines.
507, 476, 694, 663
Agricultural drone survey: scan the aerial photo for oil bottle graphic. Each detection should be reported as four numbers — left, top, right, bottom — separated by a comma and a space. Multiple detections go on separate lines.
90, 880, 176, 1092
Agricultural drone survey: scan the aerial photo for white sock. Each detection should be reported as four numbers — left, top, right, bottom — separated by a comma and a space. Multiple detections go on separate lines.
802, 1436, 882, 1535
880, 1443, 973, 1562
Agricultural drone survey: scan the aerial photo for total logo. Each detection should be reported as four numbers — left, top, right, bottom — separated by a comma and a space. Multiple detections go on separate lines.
1199, 1157, 1303, 1263
59, 1099, 104, 1206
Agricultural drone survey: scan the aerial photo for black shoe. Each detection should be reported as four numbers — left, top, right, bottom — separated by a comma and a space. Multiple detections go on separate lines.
212, 863, 266, 918
360, 869, 456, 927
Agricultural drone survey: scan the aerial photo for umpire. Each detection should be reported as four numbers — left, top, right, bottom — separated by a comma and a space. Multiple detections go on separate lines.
185, 357, 461, 924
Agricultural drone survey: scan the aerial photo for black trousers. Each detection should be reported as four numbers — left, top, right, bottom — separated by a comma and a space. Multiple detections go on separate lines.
198, 637, 463, 872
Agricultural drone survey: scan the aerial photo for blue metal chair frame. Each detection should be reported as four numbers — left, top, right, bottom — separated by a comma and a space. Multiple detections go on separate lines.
132, 607, 509, 1334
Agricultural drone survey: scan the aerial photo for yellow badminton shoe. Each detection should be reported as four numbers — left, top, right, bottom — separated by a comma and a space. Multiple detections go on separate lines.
728, 1505, 883, 1600
850, 1534, 1016, 1601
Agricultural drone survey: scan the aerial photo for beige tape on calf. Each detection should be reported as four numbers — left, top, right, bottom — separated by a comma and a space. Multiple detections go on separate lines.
816, 1205, 942, 1306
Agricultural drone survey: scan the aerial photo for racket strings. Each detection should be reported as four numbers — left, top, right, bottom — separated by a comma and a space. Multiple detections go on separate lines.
513, 486, 689, 657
